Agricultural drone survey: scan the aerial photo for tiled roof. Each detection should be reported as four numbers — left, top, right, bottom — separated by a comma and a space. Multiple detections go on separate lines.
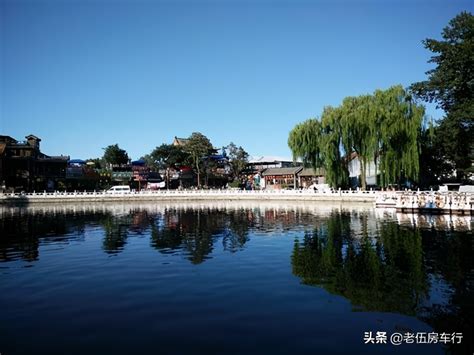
0, 135, 17, 143
298, 167, 326, 176
262, 167, 303, 176
173, 137, 189, 146
248, 155, 294, 164
37, 155, 70, 162
26, 134, 41, 141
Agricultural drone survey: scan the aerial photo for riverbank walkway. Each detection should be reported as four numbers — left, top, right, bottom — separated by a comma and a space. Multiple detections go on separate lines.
0, 189, 378, 204
1, 189, 472, 215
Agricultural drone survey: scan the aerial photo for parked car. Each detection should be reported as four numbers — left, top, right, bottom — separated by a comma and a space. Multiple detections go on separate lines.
106, 185, 131, 194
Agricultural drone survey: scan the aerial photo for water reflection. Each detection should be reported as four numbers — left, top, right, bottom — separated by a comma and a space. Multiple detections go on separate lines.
291, 211, 473, 354
0, 201, 329, 263
0, 201, 354, 263
1, 202, 471, 264
292, 213, 429, 314
0, 209, 99, 262
150, 208, 252, 263
101, 213, 134, 254
0, 202, 472, 354
151, 208, 225, 264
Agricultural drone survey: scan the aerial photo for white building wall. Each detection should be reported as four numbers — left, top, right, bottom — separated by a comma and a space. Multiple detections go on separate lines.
348, 156, 379, 187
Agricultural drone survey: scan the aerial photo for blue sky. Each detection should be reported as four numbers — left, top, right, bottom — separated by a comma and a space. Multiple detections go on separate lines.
1, 0, 472, 160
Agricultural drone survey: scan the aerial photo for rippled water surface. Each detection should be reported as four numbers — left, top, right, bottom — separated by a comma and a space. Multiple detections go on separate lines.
0, 201, 472, 355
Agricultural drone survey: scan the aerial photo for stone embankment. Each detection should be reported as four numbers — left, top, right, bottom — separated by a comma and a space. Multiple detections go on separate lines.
0, 189, 378, 205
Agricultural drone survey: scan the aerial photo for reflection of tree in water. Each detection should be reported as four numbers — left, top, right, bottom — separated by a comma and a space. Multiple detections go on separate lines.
100, 214, 133, 254
100, 210, 154, 254
129, 209, 152, 235
1, 207, 254, 263
150, 208, 252, 264
419, 228, 473, 355
292, 212, 473, 354
222, 209, 253, 253
150, 208, 218, 264
0, 211, 98, 262
1, 214, 41, 262
0, 209, 158, 260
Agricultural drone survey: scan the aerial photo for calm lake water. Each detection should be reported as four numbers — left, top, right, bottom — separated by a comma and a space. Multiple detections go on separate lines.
0, 201, 472, 355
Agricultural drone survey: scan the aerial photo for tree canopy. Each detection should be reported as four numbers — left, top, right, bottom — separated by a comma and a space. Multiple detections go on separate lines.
102, 144, 129, 167
320, 106, 349, 188
142, 134, 249, 187
410, 11, 474, 179
289, 86, 424, 189
226, 142, 249, 179
373, 86, 424, 187
183, 132, 215, 187
288, 118, 324, 169
146, 144, 190, 171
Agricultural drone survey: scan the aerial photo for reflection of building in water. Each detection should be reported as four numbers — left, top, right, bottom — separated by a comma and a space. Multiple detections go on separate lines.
396, 213, 472, 231
4, 202, 470, 234
0, 202, 371, 264
392, 191, 473, 214
0, 201, 367, 219
130, 210, 152, 232
2, 202, 469, 264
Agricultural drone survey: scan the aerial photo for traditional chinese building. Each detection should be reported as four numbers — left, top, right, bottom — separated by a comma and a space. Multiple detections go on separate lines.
262, 167, 303, 190
247, 156, 298, 173
0, 134, 69, 192
297, 168, 326, 188
172, 136, 190, 147
65, 159, 101, 190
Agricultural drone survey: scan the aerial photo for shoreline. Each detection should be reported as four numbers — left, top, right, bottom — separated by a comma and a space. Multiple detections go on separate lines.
0, 190, 377, 205
2, 190, 471, 215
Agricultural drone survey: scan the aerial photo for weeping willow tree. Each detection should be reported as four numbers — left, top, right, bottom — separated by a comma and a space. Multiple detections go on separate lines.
339, 95, 378, 190
320, 106, 349, 188
288, 85, 425, 189
374, 86, 425, 186
288, 118, 324, 168
288, 110, 349, 188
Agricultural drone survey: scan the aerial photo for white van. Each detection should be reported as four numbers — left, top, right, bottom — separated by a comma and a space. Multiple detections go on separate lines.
106, 185, 131, 194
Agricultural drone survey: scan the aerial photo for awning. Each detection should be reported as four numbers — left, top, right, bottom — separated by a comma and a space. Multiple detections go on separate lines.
69, 159, 86, 165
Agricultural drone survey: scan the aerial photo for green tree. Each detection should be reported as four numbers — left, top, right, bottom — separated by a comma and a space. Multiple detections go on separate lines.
339, 94, 378, 190
85, 158, 103, 170
418, 122, 453, 186
288, 86, 423, 189
226, 142, 249, 179
288, 118, 324, 169
374, 86, 425, 187
142, 144, 191, 186
102, 144, 129, 168
320, 106, 349, 188
184, 132, 215, 187
292, 215, 429, 315
141, 154, 159, 171
410, 11, 474, 179
288, 111, 349, 188
148, 144, 190, 169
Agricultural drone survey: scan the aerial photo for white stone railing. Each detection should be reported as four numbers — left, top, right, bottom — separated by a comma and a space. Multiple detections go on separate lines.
0, 188, 387, 205
372, 190, 474, 214
2, 189, 471, 214
393, 191, 473, 210
0, 188, 381, 199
